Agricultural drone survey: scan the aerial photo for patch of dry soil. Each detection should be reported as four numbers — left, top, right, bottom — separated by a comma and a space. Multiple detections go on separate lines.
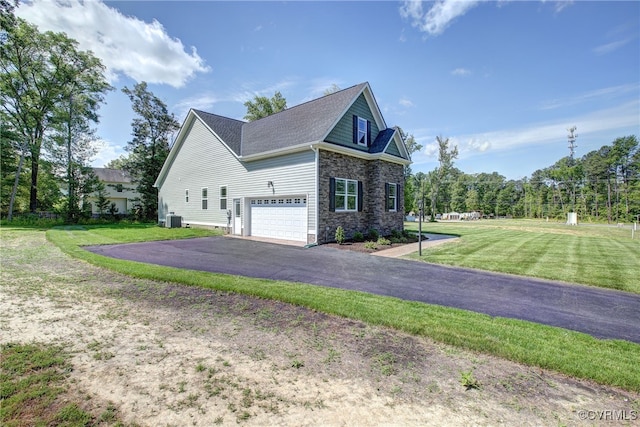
1, 230, 638, 426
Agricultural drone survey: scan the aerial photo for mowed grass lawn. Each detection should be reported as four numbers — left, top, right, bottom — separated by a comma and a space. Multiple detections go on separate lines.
31, 223, 640, 392
407, 220, 640, 294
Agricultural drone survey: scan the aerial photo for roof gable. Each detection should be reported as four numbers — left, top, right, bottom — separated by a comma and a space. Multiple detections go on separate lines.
156, 83, 411, 187
240, 82, 369, 157
193, 110, 243, 156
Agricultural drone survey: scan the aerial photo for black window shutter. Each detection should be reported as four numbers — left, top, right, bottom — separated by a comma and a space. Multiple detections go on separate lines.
396, 183, 402, 211
384, 183, 389, 212
329, 177, 336, 212
352, 115, 358, 144
367, 120, 371, 147
357, 181, 363, 212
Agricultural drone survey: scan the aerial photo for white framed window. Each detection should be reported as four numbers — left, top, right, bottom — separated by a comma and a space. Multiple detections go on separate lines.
185, 189, 189, 203
335, 178, 358, 211
201, 187, 208, 210
357, 117, 368, 146
387, 183, 397, 212
219, 186, 227, 210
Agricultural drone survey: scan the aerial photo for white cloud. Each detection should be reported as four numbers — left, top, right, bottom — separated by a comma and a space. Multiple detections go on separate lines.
539, 83, 639, 110
593, 38, 634, 55
17, 0, 209, 88
412, 100, 638, 166
451, 68, 471, 76
400, 0, 484, 36
91, 139, 125, 168
230, 79, 297, 104
399, 97, 415, 108
174, 94, 219, 120
423, 142, 439, 158
549, 0, 574, 14
401, 1, 577, 36
465, 138, 491, 152
459, 100, 639, 155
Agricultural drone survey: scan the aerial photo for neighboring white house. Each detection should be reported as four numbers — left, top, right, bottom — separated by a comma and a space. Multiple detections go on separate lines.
154, 82, 412, 244
89, 168, 139, 216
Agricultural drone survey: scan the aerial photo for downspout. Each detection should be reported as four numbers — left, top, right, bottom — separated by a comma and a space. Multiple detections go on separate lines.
310, 144, 320, 246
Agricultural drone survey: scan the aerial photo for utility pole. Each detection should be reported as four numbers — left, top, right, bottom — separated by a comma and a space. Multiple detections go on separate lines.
567, 126, 578, 219
567, 126, 578, 162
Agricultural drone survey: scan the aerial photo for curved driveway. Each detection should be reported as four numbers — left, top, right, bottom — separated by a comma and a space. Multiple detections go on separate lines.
85, 236, 640, 343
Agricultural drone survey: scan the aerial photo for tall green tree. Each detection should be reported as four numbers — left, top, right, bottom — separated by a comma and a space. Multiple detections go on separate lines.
0, 120, 28, 215
0, 18, 110, 217
397, 127, 422, 213
122, 82, 180, 220
243, 91, 287, 121
429, 136, 458, 221
45, 116, 101, 222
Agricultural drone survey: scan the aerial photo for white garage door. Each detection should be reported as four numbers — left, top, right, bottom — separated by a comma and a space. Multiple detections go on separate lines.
250, 197, 307, 242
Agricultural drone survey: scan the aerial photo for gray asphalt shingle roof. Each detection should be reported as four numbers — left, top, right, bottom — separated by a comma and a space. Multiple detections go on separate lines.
191, 83, 370, 157
369, 128, 397, 154
192, 110, 244, 156
240, 82, 368, 156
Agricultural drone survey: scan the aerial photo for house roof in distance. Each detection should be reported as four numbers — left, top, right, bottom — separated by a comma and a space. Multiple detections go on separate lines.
93, 168, 132, 183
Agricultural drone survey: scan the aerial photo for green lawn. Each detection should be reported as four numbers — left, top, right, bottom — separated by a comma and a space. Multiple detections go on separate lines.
33, 223, 640, 393
407, 220, 640, 294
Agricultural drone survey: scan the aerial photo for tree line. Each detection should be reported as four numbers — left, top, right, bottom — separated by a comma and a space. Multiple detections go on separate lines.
1, 4, 178, 222
404, 134, 640, 223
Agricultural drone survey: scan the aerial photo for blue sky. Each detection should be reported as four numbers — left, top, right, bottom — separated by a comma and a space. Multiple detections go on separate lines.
17, 0, 640, 180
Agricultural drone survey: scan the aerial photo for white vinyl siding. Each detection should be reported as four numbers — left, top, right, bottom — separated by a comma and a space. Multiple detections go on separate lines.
157, 117, 316, 233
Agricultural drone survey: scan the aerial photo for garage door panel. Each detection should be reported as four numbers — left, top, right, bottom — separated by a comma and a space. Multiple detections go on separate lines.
250, 199, 307, 242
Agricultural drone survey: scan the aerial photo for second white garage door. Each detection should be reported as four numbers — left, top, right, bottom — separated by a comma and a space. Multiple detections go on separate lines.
250, 197, 307, 242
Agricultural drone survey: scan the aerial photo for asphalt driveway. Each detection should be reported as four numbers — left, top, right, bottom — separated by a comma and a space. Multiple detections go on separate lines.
85, 236, 640, 343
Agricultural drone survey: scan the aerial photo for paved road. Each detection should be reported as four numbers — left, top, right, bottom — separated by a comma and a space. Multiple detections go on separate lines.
85, 236, 640, 343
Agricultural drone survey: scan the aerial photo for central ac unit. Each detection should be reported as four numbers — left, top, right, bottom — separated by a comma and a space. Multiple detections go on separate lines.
166, 214, 182, 228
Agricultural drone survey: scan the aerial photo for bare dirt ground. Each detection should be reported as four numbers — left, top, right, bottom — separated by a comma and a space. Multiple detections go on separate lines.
1, 229, 638, 426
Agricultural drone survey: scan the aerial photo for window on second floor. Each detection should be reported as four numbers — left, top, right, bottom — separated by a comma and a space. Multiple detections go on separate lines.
353, 115, 370, 147
357, 117, 368, 146
115, 184, 123, 193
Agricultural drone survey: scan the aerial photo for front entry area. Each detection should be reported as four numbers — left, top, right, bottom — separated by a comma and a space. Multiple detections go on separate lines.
249, 197, 307, 242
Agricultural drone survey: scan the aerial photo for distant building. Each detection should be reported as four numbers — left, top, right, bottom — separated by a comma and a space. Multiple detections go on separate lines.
89, 168, 139, 216
441, 211, 480, 221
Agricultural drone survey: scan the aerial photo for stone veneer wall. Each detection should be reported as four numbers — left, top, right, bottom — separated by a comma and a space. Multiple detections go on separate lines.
318, 150, 404, 243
